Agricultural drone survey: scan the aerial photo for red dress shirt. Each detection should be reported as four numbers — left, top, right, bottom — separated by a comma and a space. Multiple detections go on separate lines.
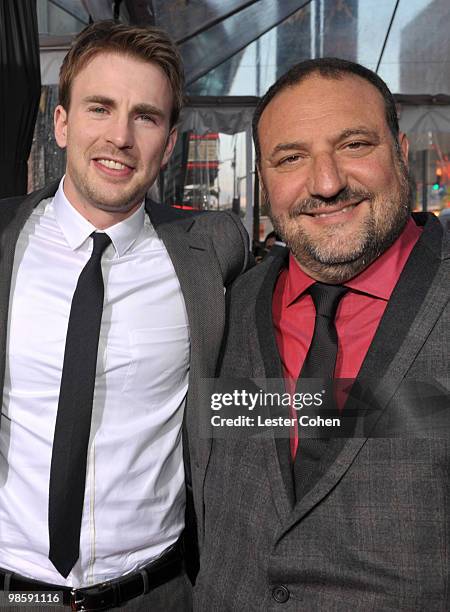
272, 217, 422, 457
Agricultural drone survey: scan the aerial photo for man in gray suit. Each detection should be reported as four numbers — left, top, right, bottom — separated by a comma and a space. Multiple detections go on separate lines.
194, 59, 449, 611
0, 21, 249, 612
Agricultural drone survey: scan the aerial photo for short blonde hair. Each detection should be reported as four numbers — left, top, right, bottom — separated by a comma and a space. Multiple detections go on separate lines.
59, 20, 184, 127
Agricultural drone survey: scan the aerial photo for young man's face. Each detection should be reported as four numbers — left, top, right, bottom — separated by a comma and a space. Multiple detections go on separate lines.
258, 73, 410, 282
54, 52, 177, 228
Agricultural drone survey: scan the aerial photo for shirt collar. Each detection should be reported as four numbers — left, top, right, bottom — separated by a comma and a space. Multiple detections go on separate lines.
285, 217, 422, 306
53, 176, 145, 256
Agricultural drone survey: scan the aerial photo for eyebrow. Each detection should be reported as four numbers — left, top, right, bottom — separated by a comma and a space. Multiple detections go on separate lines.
338, 127, 380, 141
268, 126, 380, 160
82, 95, 166, 119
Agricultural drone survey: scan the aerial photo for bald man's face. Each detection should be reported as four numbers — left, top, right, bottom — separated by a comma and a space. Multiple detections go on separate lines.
258, 74, 410, 283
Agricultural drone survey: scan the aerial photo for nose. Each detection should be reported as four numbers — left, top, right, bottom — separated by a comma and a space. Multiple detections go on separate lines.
307, 152, 346, 199
106, 115, 133, 149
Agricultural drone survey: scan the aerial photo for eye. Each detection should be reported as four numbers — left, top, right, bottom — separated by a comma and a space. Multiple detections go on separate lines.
277, 154, 301, 166
89, 106, 108, 115
136, 114, 156, 124
345, 141, 369, 150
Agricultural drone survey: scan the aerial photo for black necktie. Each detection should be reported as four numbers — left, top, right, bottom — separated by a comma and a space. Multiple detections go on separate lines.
293, 282, 348, 500
49, 231, 111, 578
300, 283, 348, 379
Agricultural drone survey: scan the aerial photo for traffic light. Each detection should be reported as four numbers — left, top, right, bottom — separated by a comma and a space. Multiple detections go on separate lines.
433, 167, 443, 191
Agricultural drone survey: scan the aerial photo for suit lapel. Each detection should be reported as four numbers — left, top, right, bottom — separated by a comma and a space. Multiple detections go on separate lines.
146, 200, 227, 518
146, 200, 225, 381
284, 214, 448, 529
356, 214, 446, 390
0, 183, 59, 400
254, 253, 298, 514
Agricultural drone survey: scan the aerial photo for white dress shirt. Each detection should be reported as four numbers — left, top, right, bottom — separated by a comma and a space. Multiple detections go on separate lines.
0, 179, 190, 587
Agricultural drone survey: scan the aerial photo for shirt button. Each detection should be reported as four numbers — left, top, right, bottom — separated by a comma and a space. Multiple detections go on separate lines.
272, 585, 290, 603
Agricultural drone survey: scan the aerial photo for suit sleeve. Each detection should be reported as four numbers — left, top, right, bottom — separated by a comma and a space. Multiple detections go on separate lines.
207, 210, 254, 285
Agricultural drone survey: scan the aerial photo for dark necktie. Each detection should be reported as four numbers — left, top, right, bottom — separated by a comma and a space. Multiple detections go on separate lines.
293, 282, 348, 500
48, 231, 111, 578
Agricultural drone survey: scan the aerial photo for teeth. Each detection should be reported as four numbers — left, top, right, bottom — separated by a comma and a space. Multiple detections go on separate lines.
97, 159, 127, 170
314, 204, 355, 218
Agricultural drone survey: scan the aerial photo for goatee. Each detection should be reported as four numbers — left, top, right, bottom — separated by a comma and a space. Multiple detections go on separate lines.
268, 162, 411, 283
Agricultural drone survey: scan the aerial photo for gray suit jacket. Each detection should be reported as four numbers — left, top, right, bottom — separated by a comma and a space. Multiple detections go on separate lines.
194, 213, 450, 612
0, 180, 250, 607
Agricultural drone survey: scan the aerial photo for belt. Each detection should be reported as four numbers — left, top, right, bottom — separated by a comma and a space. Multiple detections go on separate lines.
0, 540, 183, 611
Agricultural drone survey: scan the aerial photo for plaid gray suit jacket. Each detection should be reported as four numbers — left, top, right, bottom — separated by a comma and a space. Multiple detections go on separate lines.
193, 213, 450, 612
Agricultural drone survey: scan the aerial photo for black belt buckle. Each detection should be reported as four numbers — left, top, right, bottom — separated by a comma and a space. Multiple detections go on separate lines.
70, 583, 118, 612
70, 588, 84, 612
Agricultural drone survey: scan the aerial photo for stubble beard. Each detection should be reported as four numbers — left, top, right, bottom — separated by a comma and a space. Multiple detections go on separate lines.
268, 157, 411, 283
66, 153, 152, 216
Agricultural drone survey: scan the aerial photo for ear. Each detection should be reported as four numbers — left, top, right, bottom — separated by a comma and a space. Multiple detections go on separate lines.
161, 127, 178, 167
54, 105, 68, 149
399, 132, 409, 167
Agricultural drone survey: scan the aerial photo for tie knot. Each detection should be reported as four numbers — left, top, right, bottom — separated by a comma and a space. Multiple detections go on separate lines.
308, 282, 348, 319
91, 232, 111, 257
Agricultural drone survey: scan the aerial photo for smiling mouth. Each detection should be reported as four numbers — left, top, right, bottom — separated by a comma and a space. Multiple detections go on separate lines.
300, 195, 371, 219
307, 203, 359, 218
95, 158, 134, 171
